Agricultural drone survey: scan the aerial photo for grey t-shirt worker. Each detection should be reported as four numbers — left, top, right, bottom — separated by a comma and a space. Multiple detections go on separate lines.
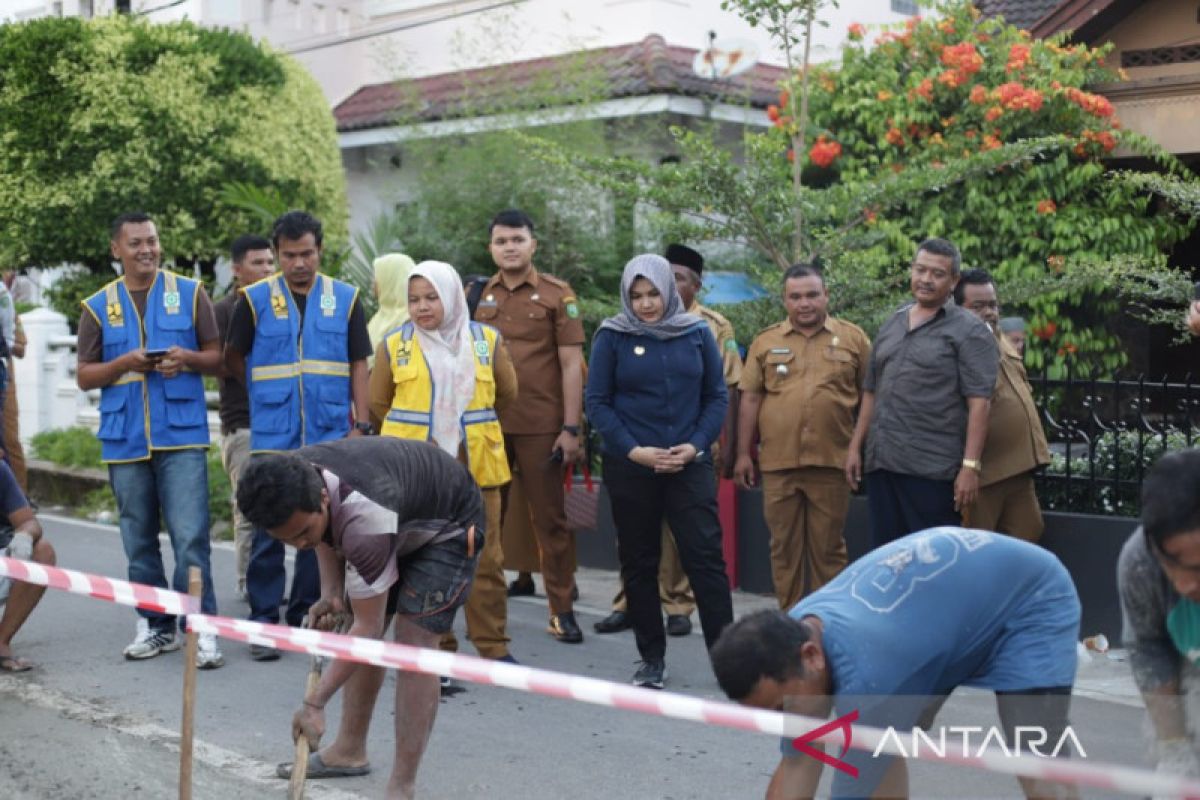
863, 302, 998, 480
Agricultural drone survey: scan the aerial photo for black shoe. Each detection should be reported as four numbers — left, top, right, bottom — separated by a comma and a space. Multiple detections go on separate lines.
548, 612, 584, 643
440, 676, 466, 697
593, 611, 631, 634
666, 614, 693, 637
508, 577, 536, 597
632, 659, 666, 690
249, 643, 280, 662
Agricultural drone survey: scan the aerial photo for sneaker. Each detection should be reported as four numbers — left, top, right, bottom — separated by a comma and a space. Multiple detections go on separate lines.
196, 633, 224, 670
440, 676, 466, 697
123, 619, 182, 660
632, 659, 666, 690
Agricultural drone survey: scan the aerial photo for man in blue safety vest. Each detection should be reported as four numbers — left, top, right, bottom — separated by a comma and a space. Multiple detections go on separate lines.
224, 210, 373, 660
76, 211, 225, 668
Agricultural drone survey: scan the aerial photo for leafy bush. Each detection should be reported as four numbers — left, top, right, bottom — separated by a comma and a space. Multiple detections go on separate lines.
1040, 426, 1192, 516
30, 426, 103, 468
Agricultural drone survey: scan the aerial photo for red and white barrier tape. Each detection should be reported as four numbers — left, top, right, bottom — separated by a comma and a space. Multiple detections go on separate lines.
0, 555, 196, 616
189, 613, 1200, 799
5, 554, 1200, 798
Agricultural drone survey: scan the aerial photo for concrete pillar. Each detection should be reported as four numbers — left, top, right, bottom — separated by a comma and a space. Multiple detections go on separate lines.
15, 308, 72, 444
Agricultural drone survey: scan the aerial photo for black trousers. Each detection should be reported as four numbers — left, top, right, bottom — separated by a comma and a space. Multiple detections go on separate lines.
865, 469, 960, 549
602, 454, 733, 662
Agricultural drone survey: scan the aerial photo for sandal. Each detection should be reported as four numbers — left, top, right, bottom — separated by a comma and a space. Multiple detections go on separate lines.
0, 655, 33, 672
275, 752, 370, 779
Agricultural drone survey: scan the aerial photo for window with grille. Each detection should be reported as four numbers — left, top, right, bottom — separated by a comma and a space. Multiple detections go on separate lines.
1121, 45, 1200, 68
891, 0, 918, 14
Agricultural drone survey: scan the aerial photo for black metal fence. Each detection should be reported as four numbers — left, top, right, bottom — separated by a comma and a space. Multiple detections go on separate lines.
1032, 365, 1200, 517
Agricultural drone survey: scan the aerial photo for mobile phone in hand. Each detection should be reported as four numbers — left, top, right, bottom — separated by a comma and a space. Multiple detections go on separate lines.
144, 348, 170, 359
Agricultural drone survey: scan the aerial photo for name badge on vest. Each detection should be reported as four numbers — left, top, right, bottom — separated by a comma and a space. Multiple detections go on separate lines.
105, 284, 124, 327
395, 339, 412, 367
163, 291, 181, 315
320, 278, 336, 317
270, 280, 289, 320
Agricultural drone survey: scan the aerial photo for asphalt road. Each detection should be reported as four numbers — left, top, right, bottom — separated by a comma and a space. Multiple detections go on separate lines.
0, 514, 1162, 799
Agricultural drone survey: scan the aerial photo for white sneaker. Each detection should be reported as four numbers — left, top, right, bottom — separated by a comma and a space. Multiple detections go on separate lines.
123, 619, 181, 660
196, 633, 225, 670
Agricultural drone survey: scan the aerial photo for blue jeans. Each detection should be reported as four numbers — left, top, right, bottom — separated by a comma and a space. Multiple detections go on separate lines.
246, 527, 319, 626
109, 448, 217, 632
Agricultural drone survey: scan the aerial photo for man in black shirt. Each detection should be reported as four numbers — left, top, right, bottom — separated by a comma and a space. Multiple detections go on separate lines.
215, 234, 274, 600
224, 211, 374, 659
238, 437, 483, 794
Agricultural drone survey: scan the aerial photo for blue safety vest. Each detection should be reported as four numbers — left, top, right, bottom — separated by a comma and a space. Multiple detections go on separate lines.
83, 271, 210, 463
242, 273, 358, 452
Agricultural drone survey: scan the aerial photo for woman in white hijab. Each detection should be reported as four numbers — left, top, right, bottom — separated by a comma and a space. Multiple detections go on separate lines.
369, 260, 519, 667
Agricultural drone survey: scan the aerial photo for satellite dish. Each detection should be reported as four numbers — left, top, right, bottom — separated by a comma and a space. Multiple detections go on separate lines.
693, 38, 759, 80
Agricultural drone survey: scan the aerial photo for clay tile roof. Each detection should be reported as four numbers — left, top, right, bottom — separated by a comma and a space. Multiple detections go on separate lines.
974, 0, 1063, 30
334, 34, 788, 133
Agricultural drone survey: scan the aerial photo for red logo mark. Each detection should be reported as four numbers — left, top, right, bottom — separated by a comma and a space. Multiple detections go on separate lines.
791, 710, 860, 777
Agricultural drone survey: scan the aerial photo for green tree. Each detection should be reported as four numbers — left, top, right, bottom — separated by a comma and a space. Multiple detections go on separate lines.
534, 0, 1197, 371
0, 16, 347, 284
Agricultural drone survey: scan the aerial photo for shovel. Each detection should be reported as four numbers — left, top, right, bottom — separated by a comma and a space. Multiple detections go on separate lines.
289, 612, 350, 800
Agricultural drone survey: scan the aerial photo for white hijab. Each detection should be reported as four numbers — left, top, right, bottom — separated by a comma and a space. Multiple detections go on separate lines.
409, 261, 476, 458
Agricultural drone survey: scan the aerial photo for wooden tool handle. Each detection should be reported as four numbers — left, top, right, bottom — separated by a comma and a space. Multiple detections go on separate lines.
288, 666, 322, 799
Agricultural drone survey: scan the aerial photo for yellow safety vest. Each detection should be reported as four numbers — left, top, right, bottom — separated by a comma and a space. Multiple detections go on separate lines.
380, 321, 511, 488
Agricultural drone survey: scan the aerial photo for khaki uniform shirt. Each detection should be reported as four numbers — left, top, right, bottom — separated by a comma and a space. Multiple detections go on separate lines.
691, 302, 742, 387
980, 334, 1051, 486
474, 267, 585, 435
741, 317, 871, 472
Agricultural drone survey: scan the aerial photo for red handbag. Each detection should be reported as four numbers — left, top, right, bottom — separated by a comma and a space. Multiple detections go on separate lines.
563, 461, 599, 532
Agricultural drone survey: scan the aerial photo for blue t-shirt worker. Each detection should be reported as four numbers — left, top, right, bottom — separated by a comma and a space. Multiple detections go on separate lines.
712, 527, 1080, 799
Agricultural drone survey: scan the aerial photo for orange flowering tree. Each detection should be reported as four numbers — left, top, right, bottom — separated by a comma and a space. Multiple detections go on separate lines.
529, 1, 1196, 371
787, 1, 1194, 371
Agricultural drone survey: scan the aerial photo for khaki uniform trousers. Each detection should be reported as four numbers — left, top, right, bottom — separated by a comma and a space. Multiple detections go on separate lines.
501, 433, 576, 614
966, 472, 1044, 542
3, 359, 26, 491
218, 428, 254, 584
763, 466, 850, 610
440, 487, 510, 659
501, 473, 577, 573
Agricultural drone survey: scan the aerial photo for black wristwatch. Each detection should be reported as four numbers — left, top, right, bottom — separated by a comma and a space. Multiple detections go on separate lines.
354, 421, 374, 435
562, 424, 581, 437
